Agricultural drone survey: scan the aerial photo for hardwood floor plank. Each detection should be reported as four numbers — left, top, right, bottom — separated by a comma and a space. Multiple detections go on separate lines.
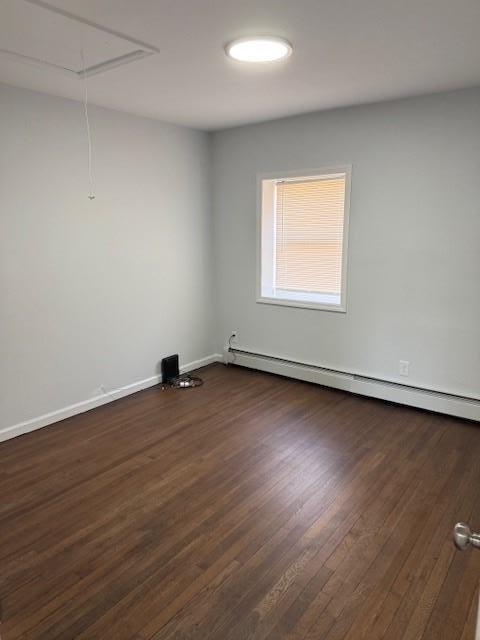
1, 363, 479, 640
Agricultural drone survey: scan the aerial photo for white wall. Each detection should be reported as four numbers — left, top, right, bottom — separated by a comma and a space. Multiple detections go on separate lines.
2, 85, 479, 436
212, 88, 480, 399
0, 83, 215, 433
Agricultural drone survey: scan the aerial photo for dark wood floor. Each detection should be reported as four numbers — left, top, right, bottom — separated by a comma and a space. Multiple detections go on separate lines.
1, 364, 480, 640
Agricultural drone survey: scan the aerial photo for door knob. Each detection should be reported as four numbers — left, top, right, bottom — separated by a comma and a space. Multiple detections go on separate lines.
453, 522, 480, 551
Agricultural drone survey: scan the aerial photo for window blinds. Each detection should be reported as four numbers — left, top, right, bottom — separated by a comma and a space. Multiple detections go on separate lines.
274, 175, 346, 295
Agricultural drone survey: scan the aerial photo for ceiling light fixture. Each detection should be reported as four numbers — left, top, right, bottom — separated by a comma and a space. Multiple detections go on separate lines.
225, 36, 292, 63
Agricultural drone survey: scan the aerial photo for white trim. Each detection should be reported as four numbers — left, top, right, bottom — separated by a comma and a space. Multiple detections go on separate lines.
2, 1, 158, 78
0, 48, 155, 79
255, 295, 345, 313
256, 165, 352, 313
0, 354, 222, 443
227, 348, 480, 422
178, 354, 222, 374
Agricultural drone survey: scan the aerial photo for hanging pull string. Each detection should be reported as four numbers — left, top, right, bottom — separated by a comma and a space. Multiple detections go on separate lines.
80, 48, 95, 200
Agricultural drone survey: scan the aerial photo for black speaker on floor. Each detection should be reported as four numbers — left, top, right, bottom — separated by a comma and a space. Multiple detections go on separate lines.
161, 354, 179, 383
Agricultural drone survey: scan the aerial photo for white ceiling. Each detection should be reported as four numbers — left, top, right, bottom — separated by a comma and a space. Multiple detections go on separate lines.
1, 0, 480, 131
0, 0, 157, 77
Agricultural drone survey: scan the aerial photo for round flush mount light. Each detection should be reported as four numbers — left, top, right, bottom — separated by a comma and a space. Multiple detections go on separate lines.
225, 36, 292, 63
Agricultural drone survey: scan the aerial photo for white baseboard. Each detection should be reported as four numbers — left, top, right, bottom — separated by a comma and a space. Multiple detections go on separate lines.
0, 354, 222, 443
228, 349, 480, 422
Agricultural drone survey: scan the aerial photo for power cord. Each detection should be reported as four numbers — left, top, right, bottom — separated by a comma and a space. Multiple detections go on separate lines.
227, 333, 237, 365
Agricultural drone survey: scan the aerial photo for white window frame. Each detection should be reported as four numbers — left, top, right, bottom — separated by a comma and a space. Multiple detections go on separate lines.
257, 166, 351, 312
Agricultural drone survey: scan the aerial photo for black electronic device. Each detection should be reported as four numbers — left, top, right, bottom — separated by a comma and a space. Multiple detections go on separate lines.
161, 354, 179, 383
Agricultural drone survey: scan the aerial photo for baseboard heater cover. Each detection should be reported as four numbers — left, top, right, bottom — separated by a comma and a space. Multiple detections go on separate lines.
227, 348, 480, 422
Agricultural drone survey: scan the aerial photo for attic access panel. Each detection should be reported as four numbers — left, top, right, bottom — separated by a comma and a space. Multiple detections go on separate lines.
0, 0, 158, 77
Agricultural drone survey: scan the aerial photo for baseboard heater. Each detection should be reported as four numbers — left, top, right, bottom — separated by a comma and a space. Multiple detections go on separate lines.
227, 347, 480, 422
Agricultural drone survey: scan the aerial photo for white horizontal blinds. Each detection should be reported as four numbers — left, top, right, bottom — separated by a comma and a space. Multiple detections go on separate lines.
274, 175, 346, 295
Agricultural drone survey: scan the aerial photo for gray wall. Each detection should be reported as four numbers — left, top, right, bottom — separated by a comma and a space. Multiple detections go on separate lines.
0, 84, 215, 430
2, 84, 479, 433
212, 88, 480, 398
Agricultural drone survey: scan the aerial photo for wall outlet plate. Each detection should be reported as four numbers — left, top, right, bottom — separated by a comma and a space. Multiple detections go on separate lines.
399, 360, 410, 376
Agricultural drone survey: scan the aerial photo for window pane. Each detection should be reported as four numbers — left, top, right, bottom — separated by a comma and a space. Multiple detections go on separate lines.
275, 176, 346, 295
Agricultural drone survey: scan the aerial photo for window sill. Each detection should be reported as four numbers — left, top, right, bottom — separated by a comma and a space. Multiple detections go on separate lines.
256, 295, 346, 313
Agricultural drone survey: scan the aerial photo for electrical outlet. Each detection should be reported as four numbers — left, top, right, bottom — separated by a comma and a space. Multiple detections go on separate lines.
399, 360, 410, 377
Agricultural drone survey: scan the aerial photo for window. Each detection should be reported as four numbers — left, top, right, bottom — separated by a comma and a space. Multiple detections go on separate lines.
258, 167, 350, 311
